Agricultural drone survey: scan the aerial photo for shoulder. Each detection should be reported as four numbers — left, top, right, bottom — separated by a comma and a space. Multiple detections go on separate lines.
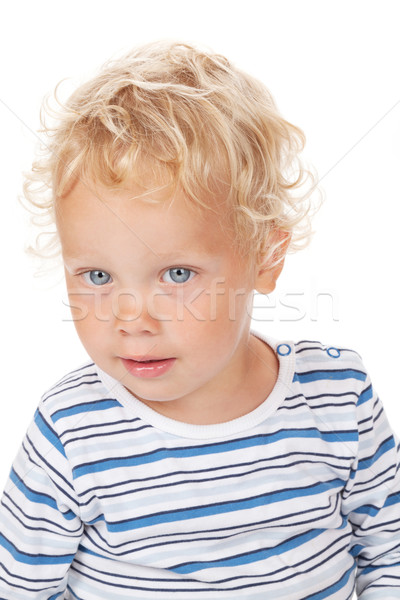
292, 339, 365, 371
38, 361, 123, 429
255, 331, 369, 394
278, 341, 376, 441
255, 331, 371, 408
287, 339, 370, 404
41, 361, 100, 401
263, 334, 370, 399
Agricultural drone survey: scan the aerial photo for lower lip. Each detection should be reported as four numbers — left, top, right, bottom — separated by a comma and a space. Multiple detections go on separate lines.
121, 357, 176, 378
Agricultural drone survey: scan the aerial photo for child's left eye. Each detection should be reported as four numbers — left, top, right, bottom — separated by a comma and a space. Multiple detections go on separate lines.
162, 268, 195, 284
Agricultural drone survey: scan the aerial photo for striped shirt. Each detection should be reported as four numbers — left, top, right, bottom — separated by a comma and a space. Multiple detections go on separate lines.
0, 334, 399, 599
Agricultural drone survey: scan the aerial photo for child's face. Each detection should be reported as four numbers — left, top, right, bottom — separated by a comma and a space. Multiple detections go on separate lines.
58, 176, 277, 421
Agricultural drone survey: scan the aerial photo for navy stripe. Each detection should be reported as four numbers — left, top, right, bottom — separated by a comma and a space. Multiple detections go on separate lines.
362, 560, 400, 576
44, 379, 103, 402
171, 529, 324, 573
83, 499, 343, 557
9, 469, 76, 521
63, 423, 150, 447
22, 438, 76, 500
84, 496, 344, 555
79, 457, 350, 507
73, 537, 353, 592
73, 429, 358, 478
62, 416, 141, 436
78, 448, 353, 499
358, 436, 395, 470
43, 363, 95, 394
2, 493, 82, 534
53, 372, 98, 392
303, 564, 355, 599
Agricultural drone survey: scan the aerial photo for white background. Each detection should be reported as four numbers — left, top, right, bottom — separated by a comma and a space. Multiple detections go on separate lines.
0, 0, 399, 491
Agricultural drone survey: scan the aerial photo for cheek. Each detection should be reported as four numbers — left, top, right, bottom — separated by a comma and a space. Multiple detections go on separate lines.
174, 286, 252, 342
72, 313, 99, 350
66, 279, 113, 321
205, 285, 253, 324
67, 297, 90, 325
66, 292, 109, 346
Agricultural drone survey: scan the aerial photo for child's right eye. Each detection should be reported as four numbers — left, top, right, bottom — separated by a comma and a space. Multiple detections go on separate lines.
161, 267, 196, 284
82, 270, 112, 286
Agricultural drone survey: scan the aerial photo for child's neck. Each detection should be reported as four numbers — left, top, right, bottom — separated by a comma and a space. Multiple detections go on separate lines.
138, 335, 279, 426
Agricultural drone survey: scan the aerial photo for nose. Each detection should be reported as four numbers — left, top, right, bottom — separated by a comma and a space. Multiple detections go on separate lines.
112, 288, 160, 335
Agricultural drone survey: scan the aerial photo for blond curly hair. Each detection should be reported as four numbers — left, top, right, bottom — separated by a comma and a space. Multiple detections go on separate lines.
23, 41, 319, 270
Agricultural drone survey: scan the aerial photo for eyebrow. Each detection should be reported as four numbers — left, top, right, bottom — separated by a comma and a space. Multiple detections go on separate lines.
63, 249, 214, 265
153, 250, 214, 260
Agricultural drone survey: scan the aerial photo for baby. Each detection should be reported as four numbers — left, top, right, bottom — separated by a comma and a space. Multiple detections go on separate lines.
0, 41, 399, 599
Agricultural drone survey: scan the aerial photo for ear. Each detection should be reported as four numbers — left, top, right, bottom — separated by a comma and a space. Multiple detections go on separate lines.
255, 230, 291, 295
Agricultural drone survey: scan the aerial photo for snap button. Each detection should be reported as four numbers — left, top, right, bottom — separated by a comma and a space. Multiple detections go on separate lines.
277, 343, 291, 356
327, 347, 340, 358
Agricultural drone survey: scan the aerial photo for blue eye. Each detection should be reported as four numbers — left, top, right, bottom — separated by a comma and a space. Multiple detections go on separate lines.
83, 270, 112, 286
162, 268, 195, 284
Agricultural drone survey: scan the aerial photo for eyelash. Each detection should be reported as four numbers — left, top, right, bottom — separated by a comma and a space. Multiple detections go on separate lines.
79, 267, 196, 287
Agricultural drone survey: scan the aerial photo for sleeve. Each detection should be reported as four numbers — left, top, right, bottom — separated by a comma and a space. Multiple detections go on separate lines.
341, 368, 400, 599
0, 402, 84, 599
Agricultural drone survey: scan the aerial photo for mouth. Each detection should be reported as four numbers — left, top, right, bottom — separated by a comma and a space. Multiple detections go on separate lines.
126, 356, 170, 363
120, 356, 176, 379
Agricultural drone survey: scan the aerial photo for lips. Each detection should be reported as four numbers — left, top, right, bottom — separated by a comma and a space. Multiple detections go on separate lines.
124, 356, 170, 362
120, 356, 176, 379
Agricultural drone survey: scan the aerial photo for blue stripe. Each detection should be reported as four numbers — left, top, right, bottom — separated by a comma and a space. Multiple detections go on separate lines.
105, 478, 345, 532
304, 564, 355, 599
0, 532, 75, 565
357, 385, 373, 407
293, 369, 366, 384
362, 560, 400, 575
171, 528, 324, 573
77, 543, 104, 559
9, 469, 76, 521
350, 543, 364, 557
34, 410, 66, 457
358, 437, 395, 470
52, 399, 122, 423
353, 492, 400, 516
73, 429, 358, 478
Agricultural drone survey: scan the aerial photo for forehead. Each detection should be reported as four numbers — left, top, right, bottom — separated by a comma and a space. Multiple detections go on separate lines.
56, 178, 235, 261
